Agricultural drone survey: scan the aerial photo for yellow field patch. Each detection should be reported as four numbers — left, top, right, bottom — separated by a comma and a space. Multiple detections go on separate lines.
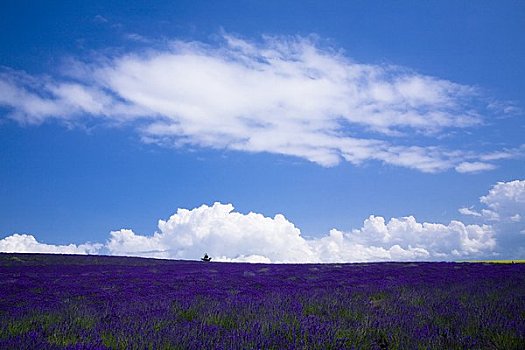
464, 260, 525, 264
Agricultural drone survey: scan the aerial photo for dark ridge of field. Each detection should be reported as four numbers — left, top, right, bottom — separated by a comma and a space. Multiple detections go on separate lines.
0, 253, 181, 267
1, 253, 524, 349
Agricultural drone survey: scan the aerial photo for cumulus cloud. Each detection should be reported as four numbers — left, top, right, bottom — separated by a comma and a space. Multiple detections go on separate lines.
107, 203, 317, 262
2, 180, 523, 262
0, 34, 521, 172
459, 180, 525, 258
480, 180, 525, 219
105, 202, 496, 263
0, 234, 101, 255
460, 180, 525, 223
2, 205, 496, 262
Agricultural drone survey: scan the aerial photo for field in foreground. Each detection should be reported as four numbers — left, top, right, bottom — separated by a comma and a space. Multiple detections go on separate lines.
1, 254, 524, 349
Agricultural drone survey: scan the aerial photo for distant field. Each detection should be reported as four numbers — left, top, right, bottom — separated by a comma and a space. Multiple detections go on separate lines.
1, 253, 524, 349
463, 259, 525, 264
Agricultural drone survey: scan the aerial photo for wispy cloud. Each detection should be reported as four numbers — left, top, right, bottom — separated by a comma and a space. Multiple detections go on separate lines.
125, 33, 152, 43
93, 15, 109, 23
0, 34, 522, 171
455, 162, 497, 173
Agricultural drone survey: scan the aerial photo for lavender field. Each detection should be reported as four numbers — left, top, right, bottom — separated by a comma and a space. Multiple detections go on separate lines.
1, 253, 524, 349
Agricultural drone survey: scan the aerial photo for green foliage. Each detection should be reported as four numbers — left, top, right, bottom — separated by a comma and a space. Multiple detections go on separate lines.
47, 331, 79, 346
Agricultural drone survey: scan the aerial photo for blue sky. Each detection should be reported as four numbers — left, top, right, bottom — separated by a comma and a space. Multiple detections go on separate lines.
1, 1, 524, 262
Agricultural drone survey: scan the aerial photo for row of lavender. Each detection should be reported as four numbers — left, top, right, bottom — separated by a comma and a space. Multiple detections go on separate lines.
1, 253, 524, 349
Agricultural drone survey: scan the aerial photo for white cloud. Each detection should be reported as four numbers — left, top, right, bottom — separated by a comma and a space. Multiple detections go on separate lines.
480, 180, 525, 218
459, 207, 482, 217
455, 162, 497, 173
479, 146, 525, 161
460, 180, 525, 223
459, 207, 500, 221
107, 203, 317, 263
0, 34, 521, 172
459, 180, 525, 257
2, 180, 523, 262
0, 70, 147, 124
104, 202, 495, 262
0, 234, 101, 255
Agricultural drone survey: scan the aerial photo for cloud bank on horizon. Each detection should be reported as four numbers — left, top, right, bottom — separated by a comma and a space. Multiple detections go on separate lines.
2, 180, 523, 262
0, 34, 522, 173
